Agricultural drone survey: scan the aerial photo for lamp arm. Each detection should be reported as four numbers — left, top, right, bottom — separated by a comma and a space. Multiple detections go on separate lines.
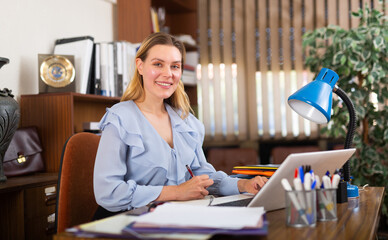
333, 86, 357, 182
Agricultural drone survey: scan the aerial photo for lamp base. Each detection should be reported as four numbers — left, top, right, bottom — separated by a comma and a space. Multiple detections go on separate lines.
336, 181, 348, 203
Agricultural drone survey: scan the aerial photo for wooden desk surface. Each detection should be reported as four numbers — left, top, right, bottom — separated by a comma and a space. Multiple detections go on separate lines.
54, 186, 385, 240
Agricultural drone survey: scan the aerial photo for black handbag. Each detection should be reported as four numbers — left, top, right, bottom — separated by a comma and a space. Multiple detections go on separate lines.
3, 126, 45, 177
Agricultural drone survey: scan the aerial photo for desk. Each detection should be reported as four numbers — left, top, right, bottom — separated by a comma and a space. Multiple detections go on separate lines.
54, 186, 384, 240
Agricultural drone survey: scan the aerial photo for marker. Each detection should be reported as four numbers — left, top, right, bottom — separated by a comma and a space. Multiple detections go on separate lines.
332, 174, 341, 189
299, 166, 305, 183
281, 179, 309, 225
303, 172, 313, 221
185, 165, 194, 178
293, 176, 306, 209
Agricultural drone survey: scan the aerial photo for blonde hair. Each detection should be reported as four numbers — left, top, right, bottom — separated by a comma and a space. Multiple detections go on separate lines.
121, 32, 193, 119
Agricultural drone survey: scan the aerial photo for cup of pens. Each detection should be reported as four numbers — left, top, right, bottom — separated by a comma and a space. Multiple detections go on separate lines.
285, 189, 317, 227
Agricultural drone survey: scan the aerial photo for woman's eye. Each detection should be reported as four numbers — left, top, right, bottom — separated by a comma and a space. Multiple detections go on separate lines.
153, 63, 162, 67
172, 65, 181, 69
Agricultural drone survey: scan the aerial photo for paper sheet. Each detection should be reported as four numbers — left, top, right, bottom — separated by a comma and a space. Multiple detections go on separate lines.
135, 203, 265, 230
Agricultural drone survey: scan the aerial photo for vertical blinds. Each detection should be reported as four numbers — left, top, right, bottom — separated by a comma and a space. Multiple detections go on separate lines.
197, 0, 387, 141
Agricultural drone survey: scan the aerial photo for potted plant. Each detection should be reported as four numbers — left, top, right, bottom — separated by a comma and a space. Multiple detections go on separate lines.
302, 2, 388, 223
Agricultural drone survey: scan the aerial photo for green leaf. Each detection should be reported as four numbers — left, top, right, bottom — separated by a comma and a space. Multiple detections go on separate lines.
355, 105, 366, 118
373, 36, 384, 48
333, 52, 344, 64
384, 129, 388, 140
362, 50, 371, 60
354, 61, 366, 71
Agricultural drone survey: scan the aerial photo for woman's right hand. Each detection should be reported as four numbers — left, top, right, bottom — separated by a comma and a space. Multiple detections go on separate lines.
155, 175, 214, 202
175, 175, 214, 200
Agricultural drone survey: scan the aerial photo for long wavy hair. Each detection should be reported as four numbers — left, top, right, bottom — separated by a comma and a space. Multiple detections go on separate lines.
121, 32, 193, 119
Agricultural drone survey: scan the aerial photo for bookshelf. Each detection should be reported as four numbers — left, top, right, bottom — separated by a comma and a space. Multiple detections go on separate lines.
20, 93, 120, 173
117, 0, 198, 113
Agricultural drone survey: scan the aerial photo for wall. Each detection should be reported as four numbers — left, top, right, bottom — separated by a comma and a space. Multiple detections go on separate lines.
0, 0, 117, 100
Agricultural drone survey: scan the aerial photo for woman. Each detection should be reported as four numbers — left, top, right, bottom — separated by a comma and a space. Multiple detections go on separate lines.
93, 32, 268, 219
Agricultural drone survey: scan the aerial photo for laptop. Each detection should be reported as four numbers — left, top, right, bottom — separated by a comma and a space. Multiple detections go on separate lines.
213, 148, 356, 211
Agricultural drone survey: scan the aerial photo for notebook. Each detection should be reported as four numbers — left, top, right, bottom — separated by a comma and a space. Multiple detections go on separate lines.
213, 148, 356, 211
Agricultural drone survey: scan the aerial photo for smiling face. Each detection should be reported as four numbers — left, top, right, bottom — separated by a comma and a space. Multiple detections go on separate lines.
136, 44, 182, 102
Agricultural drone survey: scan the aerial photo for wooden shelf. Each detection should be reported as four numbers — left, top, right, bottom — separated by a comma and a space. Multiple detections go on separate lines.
20, 93, 120, 173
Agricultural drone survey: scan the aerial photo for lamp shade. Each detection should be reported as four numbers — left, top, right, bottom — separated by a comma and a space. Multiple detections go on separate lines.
288, 68, 339, 124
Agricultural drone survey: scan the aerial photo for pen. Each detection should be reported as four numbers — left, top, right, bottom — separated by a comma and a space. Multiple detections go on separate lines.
185, 165, 194, 178
281, 179, 309, 225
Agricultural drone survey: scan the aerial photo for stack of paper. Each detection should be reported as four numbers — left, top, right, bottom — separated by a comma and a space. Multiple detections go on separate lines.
123, 203, 267, 235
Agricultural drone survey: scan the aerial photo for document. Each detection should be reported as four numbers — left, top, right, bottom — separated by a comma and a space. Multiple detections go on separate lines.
132, 203, 265, 230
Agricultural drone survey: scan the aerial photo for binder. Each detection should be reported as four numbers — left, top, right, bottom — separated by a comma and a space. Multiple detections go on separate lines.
54, 36, 94, 94
99, 42, 110, 96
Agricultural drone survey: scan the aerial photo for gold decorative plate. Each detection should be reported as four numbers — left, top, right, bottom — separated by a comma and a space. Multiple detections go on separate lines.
40, 55, 75, 88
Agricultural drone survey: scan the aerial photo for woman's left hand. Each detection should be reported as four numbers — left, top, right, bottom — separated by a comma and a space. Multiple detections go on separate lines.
237, 176, 269, 194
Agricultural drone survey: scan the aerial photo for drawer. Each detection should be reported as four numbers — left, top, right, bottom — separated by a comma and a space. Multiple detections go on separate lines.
25, 214, 55, 240
24, 184, 57, 219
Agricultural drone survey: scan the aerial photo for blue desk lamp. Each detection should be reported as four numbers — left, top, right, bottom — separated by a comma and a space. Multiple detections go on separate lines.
288, 68, 357, 203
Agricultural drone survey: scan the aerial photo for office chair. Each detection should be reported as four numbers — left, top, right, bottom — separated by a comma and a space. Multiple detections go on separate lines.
55, 132, 100, 233
206, 148, 258, 175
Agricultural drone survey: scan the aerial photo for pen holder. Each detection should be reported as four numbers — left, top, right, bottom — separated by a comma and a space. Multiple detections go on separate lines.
316, 188, 337, 221
285, 189, 316, 227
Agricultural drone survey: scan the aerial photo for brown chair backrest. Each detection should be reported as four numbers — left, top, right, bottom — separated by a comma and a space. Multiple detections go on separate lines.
271, 146, 320, 164
206, 148, 258, 175
56, 132, 100, 233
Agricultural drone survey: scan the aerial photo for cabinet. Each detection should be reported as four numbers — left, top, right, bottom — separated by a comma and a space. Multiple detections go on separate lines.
0, 173, 58, 240
117, 0, 198, 113
20, 93, 120, 172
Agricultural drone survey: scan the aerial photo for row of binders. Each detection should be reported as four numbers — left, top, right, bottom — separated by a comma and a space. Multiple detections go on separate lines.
53, 36, 198, 97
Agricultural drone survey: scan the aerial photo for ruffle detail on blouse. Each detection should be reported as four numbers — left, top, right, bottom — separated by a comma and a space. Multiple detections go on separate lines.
98, 101, 145, 158
165, 105, 204, 183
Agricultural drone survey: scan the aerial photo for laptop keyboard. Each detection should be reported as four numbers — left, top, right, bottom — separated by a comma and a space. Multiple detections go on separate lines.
211, 197, 253, 207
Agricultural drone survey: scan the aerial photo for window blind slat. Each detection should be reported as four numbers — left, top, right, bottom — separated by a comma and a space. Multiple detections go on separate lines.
222, 0, 236, 141
210, 0, 223, 140
351, 0, 361, 28
198, 0, 211, 140
245, 0, 258, 140
282, 0, 294, 139
339, 0, 350, 29
235, 0, 248, 140
269, 0, 282, 138
316, 0, 326, 28
328, 0, 338, 25
293, 0, 306, 139
257, 0, 270, 140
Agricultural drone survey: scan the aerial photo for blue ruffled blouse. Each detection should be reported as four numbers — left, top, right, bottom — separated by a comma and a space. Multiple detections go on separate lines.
93, 100, 240, 212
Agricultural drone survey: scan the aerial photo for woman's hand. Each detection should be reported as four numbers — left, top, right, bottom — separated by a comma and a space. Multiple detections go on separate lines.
237, 176, 268, 194
175, 175, 214, 200
156, 175, 214, 201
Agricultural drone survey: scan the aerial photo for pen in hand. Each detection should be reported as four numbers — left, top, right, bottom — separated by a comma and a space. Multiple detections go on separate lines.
186, 165, 195, 178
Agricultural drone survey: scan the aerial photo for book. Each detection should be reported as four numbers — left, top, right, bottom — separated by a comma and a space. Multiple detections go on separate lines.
114, 42, 123, 97
107, 43, 115, 97
93, 43, 101, 95
99, 42, 110, 96
53, 36, 94, 94
232, 164, 280, 177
